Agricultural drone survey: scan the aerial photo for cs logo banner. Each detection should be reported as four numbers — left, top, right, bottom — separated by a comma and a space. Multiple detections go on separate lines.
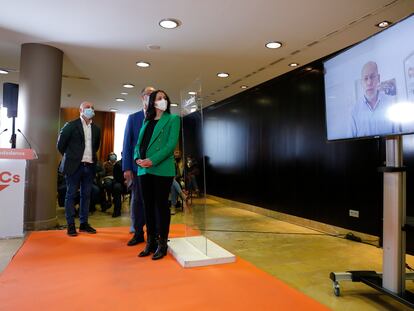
0, 171, 20, 191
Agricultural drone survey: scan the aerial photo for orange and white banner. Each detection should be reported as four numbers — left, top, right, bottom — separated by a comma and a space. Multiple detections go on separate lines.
0, 158, 26, 237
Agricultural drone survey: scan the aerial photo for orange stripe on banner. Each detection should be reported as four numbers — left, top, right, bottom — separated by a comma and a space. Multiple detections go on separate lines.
0, 224, 329, 311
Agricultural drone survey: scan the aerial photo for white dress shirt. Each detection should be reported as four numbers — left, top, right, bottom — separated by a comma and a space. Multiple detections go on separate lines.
80, 116, 93, 163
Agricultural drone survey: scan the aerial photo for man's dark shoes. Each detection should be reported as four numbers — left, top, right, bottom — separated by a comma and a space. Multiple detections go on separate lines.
67, 223, 78, 237
127, 233, 144, 246
112, 212, 121, 218
79, 223, 97, 234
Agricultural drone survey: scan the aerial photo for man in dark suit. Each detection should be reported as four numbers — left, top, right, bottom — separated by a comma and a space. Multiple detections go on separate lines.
57, 101, 101, 236
123, 86, 155, 246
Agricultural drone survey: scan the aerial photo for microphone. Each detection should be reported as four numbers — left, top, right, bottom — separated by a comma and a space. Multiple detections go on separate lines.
17, 129, 32, 149
0, 128, 8, 136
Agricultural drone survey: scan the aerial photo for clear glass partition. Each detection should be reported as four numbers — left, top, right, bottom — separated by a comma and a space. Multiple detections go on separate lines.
180, 78, 207, 254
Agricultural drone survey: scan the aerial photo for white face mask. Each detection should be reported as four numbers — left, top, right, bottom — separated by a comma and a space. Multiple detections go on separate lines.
155, 98, 168, 111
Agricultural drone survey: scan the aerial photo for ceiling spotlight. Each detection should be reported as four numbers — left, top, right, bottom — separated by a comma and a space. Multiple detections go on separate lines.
123, 83, 135, 88
171, 103, 178, 107
110, 108, 118, 112
211, 100, 216, 103
136, 61, 151, 68
121, 92, 128, 95
240, 85, 248, 89
159, 18, 181, 29
289, 63, 299, 67
217, 72, 229, 78
304, 67, 312, 71
265, 41, 282, 49
188, 91, 197, 95
115, 98, 125, 102
0, 69, 9, 75
377, 21, 391, 28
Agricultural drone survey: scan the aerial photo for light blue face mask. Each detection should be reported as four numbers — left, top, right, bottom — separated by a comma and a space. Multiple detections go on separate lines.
109, 155, 117, 162
83, 108, 95, 119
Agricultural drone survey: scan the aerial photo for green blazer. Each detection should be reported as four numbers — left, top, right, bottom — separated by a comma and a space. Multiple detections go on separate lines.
134, 112, 180, 177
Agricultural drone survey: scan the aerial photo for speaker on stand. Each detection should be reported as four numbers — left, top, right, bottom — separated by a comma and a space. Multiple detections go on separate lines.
2, 83, 19, 148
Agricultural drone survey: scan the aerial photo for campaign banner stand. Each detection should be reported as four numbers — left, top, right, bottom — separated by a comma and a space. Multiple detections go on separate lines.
0, 148, 37, 238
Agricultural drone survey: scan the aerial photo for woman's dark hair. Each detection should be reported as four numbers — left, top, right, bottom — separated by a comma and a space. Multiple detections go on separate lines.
145, 90, 171, 121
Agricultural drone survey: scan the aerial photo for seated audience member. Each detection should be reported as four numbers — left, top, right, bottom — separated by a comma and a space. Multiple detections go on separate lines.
170, 179, 190, 215
102, 152, 117, 211
95, 161, 109, 211
111, 156, 126, 217
184, 155, 200, 196
170, 150, 190, 214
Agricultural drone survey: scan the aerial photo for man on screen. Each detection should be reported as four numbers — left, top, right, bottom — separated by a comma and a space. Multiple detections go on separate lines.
351, 61, 400, 137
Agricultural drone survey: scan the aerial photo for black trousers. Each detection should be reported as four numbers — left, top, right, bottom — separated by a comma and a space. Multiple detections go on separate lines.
140, 174, 173, 239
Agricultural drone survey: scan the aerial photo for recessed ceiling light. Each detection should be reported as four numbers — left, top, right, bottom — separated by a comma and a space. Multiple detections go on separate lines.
0, 69, 9, 75
123, 83, 135, 88
115, 98, 125, 102
110, 108, 118, 112
171, 103, 178, 107
159, 18, 181, 29
188, 91, 197, 95
240, 85, 248, 89
121, 92, 128, 95
217, 72, 229, 78
377, 21, 391, 28
211, 100, 216, 103
289, 63, 299, 67
265, 41, 282, 49
136, 61, 151, 68
304, 67, 312, 71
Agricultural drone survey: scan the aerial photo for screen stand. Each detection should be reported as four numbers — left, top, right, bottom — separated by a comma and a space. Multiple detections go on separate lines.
329, 136, 414, 308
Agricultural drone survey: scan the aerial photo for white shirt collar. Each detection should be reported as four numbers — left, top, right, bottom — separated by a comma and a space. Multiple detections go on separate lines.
80, 115, 92, 126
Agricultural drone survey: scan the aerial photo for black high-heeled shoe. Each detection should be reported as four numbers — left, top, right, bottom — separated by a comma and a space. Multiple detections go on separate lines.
138, 235, 157, 257
152, 238, 168, 260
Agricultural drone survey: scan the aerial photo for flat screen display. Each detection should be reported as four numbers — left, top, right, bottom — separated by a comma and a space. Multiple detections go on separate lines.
324, 14, 414, 141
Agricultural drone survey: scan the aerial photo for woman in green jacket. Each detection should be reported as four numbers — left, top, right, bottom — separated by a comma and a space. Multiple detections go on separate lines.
134, 90, 180, 260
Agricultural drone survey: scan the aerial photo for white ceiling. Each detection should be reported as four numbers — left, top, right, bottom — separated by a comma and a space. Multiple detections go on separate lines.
0, 0, 414, 114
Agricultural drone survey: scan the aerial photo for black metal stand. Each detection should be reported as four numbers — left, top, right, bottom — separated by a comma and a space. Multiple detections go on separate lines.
330, 271, 414, 308
10, 116, 16, 148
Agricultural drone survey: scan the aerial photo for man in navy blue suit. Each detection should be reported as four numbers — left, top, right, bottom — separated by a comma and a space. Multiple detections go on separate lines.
123, 86, 155, 246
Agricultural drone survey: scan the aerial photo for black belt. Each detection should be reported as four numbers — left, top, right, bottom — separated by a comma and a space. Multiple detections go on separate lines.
81, 162, 93, 166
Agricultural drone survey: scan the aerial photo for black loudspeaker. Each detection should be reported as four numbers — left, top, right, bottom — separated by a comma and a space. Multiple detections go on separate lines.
3, 83, 19, 118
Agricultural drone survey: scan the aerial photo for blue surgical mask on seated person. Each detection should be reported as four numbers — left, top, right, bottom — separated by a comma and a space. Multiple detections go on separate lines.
82, 108, 95, 119
109, 155, 117, 162
154, 99, 168, 111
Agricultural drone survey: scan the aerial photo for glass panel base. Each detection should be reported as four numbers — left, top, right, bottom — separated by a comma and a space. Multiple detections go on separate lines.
168, 236, 236, 268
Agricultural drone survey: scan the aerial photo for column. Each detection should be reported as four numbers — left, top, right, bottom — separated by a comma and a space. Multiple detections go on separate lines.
18, 43, 63, 230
